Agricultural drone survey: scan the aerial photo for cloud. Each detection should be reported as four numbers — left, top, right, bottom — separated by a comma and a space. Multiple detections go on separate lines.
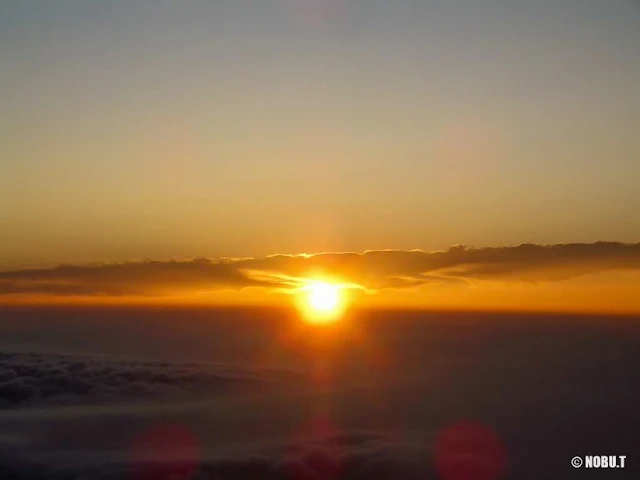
0, 351, 301, 408
0, 259, 277, 296
0, 423, 436, 480
0, 421, 509, 480
0, 242, 639, 297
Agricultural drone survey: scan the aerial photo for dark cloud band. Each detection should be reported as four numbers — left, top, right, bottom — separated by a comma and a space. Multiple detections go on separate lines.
0, 242, 638, 296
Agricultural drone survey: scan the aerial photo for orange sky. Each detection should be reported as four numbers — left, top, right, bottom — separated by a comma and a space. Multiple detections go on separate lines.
1, 245, 639, 314
2, 2, 639, 315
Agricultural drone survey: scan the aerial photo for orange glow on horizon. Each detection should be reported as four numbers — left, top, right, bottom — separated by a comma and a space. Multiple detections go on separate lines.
0, 270, 639, 316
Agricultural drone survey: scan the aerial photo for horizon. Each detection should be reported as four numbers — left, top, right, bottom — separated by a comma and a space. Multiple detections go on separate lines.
1, 241, 639, 313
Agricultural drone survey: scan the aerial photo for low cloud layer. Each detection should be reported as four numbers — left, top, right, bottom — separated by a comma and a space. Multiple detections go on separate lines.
0, 351, 301, 407
0, 428, 435, 480
0, 419, 481, 480
0, 242, 638, 297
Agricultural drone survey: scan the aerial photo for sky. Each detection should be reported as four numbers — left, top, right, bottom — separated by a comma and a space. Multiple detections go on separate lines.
1, 0, 639, 311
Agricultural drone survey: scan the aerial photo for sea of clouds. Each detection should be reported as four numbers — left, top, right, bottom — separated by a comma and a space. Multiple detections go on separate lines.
0, 351, 503, 480
0, 429, 443, 480
0, 351, 302, 408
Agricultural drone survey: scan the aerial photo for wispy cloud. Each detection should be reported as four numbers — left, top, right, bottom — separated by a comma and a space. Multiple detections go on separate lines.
0, 242, 638, 297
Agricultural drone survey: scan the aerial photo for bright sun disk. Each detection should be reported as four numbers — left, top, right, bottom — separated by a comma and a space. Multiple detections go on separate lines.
309, 282, 339, 311
300, 281, 344, 325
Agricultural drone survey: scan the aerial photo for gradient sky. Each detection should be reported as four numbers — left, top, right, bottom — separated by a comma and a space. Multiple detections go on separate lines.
2, 0, 639, 268
1, 1, 640, 312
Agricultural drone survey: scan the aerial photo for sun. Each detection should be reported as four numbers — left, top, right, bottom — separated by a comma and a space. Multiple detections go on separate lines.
309, 282, 339, 311
300, 281, 345, 325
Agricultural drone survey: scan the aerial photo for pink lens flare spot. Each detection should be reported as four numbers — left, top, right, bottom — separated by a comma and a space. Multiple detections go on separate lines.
288, 0, 345, 27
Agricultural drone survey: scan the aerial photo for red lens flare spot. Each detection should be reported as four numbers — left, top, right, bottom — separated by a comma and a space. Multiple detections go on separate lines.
129, 422, 201, 480
434, 421, 507, 480
288, 0, 345, 27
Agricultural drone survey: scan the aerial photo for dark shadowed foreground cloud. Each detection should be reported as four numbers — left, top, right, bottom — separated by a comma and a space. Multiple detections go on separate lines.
0, 351, 300, 408
0, 242, 638, 297
0, 354, 460, 480
0, 433, 437, 480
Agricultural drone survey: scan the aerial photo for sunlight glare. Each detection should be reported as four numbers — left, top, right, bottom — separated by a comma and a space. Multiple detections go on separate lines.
309, 282, 339, 311
300, 281, 344, 325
